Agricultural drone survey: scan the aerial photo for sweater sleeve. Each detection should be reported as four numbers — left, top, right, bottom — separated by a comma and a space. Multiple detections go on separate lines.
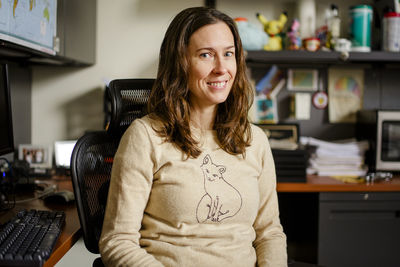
99, 120, 163, 267
252, 128, 288, 267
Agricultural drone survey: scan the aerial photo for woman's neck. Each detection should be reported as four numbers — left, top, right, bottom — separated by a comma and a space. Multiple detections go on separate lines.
190, 106, 216, 131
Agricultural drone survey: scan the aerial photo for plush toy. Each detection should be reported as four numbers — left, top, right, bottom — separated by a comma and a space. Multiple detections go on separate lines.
234, 17, 269, 51
286, 19, 301, 50
256, 12, 288, 51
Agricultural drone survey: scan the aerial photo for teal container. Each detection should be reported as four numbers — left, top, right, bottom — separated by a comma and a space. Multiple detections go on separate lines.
349, 5, 373, 52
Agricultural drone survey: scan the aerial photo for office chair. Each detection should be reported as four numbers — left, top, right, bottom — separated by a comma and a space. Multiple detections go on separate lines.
71, 79, 154, 267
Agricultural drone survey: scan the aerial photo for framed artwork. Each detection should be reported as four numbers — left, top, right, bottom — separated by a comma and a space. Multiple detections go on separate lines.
255, 97, 277, 123
287, 69, 318, 91
328, 68, 364, 123
18, 144, 53, 169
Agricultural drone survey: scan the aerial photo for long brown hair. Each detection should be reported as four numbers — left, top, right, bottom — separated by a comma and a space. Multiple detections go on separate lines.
148, 7, 253, 158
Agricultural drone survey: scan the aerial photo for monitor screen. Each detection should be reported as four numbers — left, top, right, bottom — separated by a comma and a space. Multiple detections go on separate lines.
0, 63, 14, 156
54, 140, 77, 168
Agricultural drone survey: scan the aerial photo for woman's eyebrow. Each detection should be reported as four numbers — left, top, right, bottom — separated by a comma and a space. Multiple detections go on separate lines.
196, 45, 235, 52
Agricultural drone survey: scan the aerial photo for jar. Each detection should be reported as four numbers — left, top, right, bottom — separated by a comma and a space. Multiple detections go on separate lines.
303, 37, 320, 51
383, 12, 400, 52
349, 5, 373, 52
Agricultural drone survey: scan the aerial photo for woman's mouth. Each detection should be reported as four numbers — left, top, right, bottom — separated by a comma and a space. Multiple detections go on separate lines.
207, 81, 228, 89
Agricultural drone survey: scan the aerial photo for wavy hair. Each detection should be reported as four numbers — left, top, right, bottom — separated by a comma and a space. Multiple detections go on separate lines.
148, 7, 253, 158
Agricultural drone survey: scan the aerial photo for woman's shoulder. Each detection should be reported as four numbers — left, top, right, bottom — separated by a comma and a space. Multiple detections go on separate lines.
249, 123, 268, 142
124, 114, 163, 137
128, 114, 160, 129
248, 123, 271, 151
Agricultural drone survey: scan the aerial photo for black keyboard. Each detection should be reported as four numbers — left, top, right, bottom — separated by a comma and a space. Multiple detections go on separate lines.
0, 209, 65, 267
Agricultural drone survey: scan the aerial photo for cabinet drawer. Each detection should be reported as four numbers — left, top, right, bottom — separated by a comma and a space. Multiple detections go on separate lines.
318, 192, 400, 267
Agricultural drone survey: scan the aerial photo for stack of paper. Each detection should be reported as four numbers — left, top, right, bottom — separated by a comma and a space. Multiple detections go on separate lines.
300, 136, 369, 177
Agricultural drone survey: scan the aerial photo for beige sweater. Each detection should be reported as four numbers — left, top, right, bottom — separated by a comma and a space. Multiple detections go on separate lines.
99, 115, 287, 267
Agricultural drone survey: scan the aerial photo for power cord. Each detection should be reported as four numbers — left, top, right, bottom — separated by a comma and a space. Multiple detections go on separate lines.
6, 182, 57, 204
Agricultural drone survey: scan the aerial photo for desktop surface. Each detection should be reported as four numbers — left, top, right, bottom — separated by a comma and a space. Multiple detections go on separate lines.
0, 176, 81, 267
277, 174, 400, 192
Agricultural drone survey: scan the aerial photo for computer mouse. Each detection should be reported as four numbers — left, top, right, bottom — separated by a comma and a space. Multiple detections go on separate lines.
44, 190, 75, 204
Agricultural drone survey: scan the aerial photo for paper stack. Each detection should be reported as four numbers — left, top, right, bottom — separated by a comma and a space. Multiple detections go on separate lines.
300, 136, 370, 177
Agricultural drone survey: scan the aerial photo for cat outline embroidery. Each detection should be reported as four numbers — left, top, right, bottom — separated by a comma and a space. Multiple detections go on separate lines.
196, 154, 242, 223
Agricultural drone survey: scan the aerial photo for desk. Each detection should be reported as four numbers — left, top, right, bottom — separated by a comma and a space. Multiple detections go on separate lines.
277, 175, 400, 267
0, 177, 81, 267
277, 174, 400, 192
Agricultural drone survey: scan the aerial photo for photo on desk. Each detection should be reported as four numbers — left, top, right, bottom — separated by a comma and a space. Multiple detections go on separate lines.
257, 123, 299, 150
18, 144, 53, 169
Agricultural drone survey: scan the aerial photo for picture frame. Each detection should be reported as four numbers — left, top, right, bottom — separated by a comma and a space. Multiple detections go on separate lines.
18, 144, 53, 169
257, 123, 299, 150
255, 96, 278, 123
287, 69, 318, 91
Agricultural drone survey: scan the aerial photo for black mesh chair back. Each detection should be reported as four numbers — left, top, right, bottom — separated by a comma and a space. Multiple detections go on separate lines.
71, 79, 154, 259
71, 131, 118, 254
106, 79, 154, 135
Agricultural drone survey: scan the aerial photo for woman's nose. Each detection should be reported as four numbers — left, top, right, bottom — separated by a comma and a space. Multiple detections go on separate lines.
213, 56, 227, 74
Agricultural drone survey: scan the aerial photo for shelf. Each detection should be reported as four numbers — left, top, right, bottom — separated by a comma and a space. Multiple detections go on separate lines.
246, 50, 400, 64
0, 41, 91, 66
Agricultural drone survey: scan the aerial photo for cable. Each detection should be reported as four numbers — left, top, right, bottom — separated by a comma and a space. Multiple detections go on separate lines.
9, 185, 57, 204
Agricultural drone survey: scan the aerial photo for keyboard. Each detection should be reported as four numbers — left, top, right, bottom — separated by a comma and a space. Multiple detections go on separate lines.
0, 209, 65, 267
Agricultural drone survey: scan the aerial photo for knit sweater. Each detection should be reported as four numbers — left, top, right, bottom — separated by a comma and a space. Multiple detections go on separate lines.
99, 115, 287, 267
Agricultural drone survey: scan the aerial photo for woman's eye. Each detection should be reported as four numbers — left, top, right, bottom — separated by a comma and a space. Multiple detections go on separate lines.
200, 53, 211, 58
225, 51, 234, 57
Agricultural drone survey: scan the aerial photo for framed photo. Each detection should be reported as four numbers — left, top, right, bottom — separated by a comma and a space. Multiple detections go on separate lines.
287, 69, 318, 91
255, 97, 278, 123
18, 144, 52, 169
257, 124, 299, 150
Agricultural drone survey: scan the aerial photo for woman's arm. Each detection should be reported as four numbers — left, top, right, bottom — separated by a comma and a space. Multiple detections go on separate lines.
253, 129, 287, 267
99, 120, 163, 267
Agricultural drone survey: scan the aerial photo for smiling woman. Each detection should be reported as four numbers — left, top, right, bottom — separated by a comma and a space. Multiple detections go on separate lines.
99, 6, 287, 267
187, 22, 237, 123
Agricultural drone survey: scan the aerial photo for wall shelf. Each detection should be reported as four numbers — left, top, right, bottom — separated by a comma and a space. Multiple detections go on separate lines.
246, 50, 400, 64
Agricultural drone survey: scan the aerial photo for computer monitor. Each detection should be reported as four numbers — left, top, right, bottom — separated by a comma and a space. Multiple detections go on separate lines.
0, 63, 14, 157
54, 140, 77, 169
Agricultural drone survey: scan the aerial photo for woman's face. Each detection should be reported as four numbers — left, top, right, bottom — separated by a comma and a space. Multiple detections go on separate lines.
187, 22, 237, 112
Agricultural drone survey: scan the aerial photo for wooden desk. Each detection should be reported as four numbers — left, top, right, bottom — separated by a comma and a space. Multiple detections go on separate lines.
277, 175, 400, 192
277, 175, 400, 267
0, 177, 81, 267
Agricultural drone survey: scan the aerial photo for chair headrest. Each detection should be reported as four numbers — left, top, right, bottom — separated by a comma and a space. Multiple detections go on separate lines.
105, 79, 155, 135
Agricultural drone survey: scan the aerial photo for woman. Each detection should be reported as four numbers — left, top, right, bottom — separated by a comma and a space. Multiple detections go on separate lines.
99, 6, 287, 267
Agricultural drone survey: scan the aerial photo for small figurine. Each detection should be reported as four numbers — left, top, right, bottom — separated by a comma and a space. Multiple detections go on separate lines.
256, 12, 288, 51
286, 19, 301, 50
234, 17, 269, 51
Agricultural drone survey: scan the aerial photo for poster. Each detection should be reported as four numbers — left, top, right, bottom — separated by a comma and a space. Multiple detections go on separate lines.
328, 68, 364, 123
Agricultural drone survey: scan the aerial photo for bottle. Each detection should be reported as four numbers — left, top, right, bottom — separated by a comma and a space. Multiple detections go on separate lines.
328, 4, 341, 49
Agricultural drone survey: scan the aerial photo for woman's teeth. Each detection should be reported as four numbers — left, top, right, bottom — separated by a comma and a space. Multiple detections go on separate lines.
208, 81, 226, 88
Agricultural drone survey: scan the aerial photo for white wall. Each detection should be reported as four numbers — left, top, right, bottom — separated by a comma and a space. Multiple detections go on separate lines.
31, 0, 202, 145
31, 0, 364, 146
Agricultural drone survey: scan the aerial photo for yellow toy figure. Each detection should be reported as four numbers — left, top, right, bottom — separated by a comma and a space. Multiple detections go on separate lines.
256, 12, 287, 51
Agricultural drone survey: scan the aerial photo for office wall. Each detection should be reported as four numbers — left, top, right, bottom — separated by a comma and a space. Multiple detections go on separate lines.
30, 0, 378, 146
31, 0, 204, 145
30, 0, 302, 146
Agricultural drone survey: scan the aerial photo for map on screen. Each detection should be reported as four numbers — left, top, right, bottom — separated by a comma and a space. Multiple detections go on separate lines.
0, 0, 57, 55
